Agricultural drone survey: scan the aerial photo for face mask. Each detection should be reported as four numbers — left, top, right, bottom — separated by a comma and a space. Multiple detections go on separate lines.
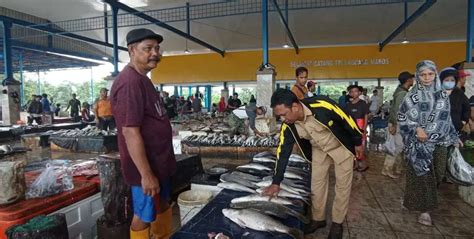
442, 81, 455, 90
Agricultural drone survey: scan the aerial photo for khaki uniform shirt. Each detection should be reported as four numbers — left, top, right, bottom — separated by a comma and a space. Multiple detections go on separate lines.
295, 104, 355, 164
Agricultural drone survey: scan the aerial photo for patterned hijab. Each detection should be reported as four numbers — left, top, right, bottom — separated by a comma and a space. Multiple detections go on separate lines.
398, 60, 458, 176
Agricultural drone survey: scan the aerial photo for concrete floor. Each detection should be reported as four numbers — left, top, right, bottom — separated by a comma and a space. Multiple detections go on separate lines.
16, 144, 473, 238
183, 151, 474, 239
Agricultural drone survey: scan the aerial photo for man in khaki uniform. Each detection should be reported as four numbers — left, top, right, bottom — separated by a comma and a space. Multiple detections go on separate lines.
263, 89, 363, 239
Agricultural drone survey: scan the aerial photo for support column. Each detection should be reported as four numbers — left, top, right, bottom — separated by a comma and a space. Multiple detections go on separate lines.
2, 21, 15, 84
111, 5, 119, 76
467, 0, 474, 62
262, 0, 269, 65
159, 84, 164, 92
317, 85, 321, 95
256, 67, 277, 133
188, 86, 192, 96
90, 68, 94, 103
205, 85, 212, 111
1, 20, 21, 124
196, 86, 200, 97
19, 51, 24, 107
37, 70, 41, 95
276, 83, 280, 89
174, 86, 179, 96
232, 84, 236, 95
179, 86, 183, 96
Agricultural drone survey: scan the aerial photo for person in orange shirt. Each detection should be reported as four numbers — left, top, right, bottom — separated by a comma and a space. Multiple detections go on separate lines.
291, 66, 309, 100
95, 88, 115, 131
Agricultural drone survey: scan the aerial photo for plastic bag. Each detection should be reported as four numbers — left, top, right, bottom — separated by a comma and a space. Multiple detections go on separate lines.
26, 163, 74, 199
383, 133, 397, 156
446, 147, 474, 186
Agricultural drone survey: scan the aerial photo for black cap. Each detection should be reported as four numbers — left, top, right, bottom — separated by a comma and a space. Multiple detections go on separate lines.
126, 28, 163, 45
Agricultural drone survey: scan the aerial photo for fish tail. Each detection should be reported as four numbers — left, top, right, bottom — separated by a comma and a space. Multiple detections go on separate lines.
288, 228, 304, 239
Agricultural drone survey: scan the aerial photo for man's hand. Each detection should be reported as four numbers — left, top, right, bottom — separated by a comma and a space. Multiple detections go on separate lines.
261, 184, 280, 199
355, 145, 364, 159
389, 125, 397, 135
141, 173, 160, 197
416, 127, 428, 142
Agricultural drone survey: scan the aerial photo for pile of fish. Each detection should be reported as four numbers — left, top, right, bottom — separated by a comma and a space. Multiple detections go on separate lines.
183, 134, 279, 147
45, 125, 116, 137
216, 151, 310, 238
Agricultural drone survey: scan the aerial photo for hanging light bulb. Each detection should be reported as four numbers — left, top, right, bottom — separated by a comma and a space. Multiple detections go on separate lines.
402, 39, 410, 44
184, 49, 190, 54
283, 44, 290, 48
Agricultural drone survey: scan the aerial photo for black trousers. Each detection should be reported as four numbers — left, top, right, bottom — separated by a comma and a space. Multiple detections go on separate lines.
98, 117, 116, 131
27, 116, 42, 125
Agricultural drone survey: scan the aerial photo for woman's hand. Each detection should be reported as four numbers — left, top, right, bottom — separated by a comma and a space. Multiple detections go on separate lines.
416, 127, 428, 142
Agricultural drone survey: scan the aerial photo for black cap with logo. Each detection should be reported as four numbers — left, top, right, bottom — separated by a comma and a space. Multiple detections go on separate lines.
126, 28, 163, 45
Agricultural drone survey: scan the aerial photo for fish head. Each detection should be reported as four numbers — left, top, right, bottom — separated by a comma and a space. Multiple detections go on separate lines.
222, 208, 239, 218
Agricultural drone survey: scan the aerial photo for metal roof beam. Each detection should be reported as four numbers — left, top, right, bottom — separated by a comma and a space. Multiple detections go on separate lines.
0, 39, 109, 64
378, 0, 436, 51
0, 15, 128, 51
104, 0, 225, 57
271, 0, 299, 54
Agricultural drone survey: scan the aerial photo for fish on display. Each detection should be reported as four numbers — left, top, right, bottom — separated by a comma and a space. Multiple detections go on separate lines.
255, 188, 310, 205
254, 151, 276, 158
236, 167, 272, 177
255, 180, 309, 196
222, 209, 303, 239
253, 156, 276, 163
230, 194, 294, 205
217, 182, 256, 193
284, 171, 304, 180
289, 154, 307, 163
262, 176, 308, 190
230, 171, 261, 182
220, 173, 257, 189
230, 201, 310, 224
237, 163, 272, 172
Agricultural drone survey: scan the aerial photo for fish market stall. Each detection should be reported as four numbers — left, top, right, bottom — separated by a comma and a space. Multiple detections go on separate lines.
173, 152, 310, 239
182, 134, 279, 159
0, 122, 93, 143
48, 125, 117, 153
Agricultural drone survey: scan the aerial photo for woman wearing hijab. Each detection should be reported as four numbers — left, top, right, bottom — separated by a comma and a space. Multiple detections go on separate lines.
439, 67, 471, 140
398, 60, 459, 226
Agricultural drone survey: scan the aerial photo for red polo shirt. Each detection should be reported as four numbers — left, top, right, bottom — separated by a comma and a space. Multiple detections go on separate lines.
110, 65, 176, 186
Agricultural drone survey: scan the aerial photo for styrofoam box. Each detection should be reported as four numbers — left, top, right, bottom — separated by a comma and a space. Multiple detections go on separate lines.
50, 193, 104, 239
173, 136, 182, 155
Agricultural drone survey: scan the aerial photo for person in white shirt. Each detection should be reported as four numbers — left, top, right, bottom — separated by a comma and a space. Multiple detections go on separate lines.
369, 90, 379, 114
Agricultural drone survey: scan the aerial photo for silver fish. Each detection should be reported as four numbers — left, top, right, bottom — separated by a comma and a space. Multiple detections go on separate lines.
262, 176, 308, 190
256, 188, 310, 205
284, 171, 304, 180
255, 181, 309, 196
254, 151, 276, 158
253, 157, 276, 163
217, 182, 256, 193
230, 171, 261, 182
237, 163, 272, 172
230, 201, 310, 224
222, 209, 303, 239
230, 194, 294, 205
220, 173, 257, 189
289, 154, 307, 163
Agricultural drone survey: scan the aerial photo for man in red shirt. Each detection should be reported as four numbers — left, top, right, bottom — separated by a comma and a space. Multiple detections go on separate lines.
110, 28, 176, 239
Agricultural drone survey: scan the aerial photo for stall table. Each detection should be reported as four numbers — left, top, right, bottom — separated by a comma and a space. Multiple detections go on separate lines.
171, 189, 305, 239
